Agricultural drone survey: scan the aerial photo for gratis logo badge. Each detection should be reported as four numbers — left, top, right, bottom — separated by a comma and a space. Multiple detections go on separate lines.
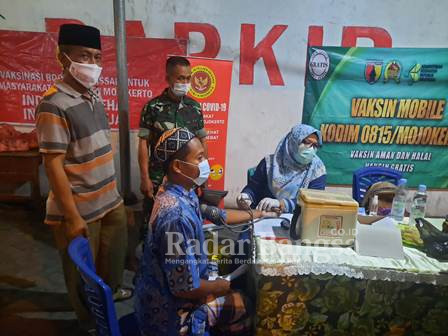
190, 65, 216, 99
308, 49, 330, 80
364, 60, 383, 84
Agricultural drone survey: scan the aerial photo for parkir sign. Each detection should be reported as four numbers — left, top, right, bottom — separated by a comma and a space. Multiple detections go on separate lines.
44, 18, 392, 86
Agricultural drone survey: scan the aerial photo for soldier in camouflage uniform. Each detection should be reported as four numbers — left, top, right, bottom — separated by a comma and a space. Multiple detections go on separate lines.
138, 56, 207, 226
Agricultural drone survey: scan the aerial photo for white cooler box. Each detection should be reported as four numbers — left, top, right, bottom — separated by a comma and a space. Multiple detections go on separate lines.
291, 189, 359, 246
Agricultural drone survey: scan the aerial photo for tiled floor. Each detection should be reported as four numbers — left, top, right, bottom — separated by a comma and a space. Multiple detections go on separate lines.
0, 203, 135, 336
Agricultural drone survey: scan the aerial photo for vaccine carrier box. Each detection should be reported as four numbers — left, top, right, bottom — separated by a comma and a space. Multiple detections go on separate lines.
292, 189, 359, 246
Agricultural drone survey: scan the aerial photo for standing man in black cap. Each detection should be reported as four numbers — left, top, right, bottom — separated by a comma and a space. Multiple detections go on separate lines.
35, 24, 130, 333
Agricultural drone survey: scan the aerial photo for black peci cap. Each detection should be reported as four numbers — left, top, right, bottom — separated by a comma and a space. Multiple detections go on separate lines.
154, 128, 195, 163
58, 24, 101, 50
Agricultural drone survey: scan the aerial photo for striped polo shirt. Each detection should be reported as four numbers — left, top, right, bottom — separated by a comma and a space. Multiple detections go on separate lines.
36, 80, 122, 225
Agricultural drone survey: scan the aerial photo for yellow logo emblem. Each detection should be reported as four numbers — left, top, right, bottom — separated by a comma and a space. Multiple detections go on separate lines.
190, 65, 216, 99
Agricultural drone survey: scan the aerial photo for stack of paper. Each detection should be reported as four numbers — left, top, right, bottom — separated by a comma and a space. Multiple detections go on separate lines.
355, 217, 405, 259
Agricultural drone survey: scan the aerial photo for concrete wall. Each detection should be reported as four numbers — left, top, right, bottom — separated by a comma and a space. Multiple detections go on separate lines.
2, 0, 448, 216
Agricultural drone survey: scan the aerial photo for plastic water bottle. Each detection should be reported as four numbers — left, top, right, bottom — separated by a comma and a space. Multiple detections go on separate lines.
369, 195, 378, 215
208, 255, 220, 280
409, 185, 427, 226
390, 178, 408, 222
443, 215, 448, 233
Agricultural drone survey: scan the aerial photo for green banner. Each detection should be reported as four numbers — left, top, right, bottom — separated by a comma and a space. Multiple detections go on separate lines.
303, 47, 448, 188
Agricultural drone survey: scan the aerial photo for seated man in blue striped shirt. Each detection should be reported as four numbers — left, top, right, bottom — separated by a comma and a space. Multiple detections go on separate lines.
135, 128, 252, 336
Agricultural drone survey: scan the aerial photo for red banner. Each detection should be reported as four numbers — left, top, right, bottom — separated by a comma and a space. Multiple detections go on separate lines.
0, 30, 186, 129
187, 57, 232, 190
0, 30, 233, 191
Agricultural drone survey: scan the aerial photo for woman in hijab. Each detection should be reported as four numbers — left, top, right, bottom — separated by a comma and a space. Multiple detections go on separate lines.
237, 124, 326, 213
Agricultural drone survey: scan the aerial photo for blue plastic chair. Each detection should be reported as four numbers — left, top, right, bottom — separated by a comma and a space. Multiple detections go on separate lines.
352, 166, 403, 204
68, 236, 139, 336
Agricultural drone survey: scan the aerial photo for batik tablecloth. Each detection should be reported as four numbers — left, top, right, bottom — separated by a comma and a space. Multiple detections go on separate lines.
253, 237, 448, 335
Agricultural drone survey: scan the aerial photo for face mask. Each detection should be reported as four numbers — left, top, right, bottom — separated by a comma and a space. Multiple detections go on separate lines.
65, 53, 102, 88
171, 82, 191, 97
178, 159, 210, 186
293, 143, 316, 165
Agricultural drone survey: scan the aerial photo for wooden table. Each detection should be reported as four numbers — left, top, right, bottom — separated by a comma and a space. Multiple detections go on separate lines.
0, 150, 43, 210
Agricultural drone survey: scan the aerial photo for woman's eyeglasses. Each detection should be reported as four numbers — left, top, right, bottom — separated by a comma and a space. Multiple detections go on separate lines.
302, 139, 319, 149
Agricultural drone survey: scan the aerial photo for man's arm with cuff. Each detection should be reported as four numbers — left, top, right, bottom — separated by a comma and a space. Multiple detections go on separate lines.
138, 133, 154, 199
137, 101, 155, 199
36, 102, 86, 240
43, 153, 87, 240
